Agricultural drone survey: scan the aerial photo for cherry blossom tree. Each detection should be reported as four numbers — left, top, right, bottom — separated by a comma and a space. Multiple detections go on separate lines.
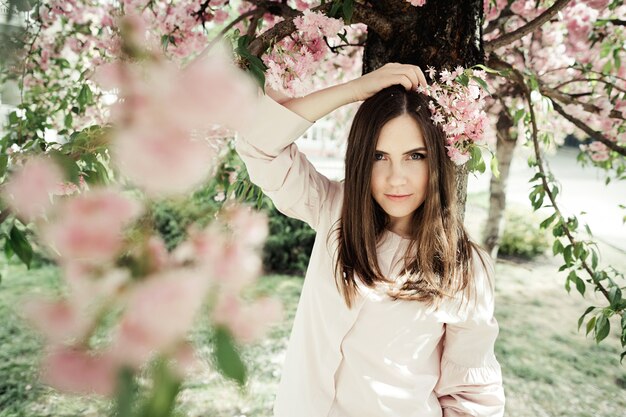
1, 0, 625, 414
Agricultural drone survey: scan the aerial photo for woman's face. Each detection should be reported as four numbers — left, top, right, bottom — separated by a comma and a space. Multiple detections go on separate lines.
370, 114, 430, 237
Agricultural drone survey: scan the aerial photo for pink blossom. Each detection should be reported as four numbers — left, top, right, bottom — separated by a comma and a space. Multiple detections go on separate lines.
484, 0, 508, 22
3, 156, 64, 222
586, 0, 610, 10
446, 145, 471, 165
22, 298, 90, 345
63, 264, 130, 312
590, 151, 610, 162
42, 188, 142, 265
110, 269, 208, 366
407, 0, 427, 6
226, 205, 269, 246
41, 347, 117, 396
212, 294, 283, 344
294, 10, 344, 38
171, 342, 201, 378
112, 124, 215, 197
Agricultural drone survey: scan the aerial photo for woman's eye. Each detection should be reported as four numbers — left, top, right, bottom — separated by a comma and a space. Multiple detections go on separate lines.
410, 152, 426, 160
374, 153, 385, 161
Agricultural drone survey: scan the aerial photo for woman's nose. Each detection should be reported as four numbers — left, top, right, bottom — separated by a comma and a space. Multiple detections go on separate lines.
387, 164, 408, 186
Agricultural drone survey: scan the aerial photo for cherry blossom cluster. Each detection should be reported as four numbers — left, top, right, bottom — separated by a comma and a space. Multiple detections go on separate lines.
263, 10, 345, 96
2, 30, 281, 397
485, 0, 625, 164
418, 67, 490, 165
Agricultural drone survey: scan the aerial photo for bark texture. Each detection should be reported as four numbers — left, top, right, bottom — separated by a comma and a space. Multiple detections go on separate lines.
483, 109, 517, 258
361, 0, 484, 219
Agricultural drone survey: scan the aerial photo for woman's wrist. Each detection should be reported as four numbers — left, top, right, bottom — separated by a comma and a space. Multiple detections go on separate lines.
282, 82, 357, 122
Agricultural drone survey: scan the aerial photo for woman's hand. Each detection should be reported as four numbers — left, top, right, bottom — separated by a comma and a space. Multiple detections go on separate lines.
345, 62, 428, 102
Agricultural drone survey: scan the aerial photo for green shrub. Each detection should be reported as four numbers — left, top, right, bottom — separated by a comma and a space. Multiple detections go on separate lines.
498, 208, 550, 259
262, 206, 315, 275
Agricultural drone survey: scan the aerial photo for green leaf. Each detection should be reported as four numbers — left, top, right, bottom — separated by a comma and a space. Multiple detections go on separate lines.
552, 239, 564, 255
457, 73, 470, 87
591, 249, 598, 269
586, 316, 596, 335
49, 150, 80, 184
472, 64, 503, 75
342, 0, 354, 24
64, 113, 73, 130
575, 275, 586, 297
540, 212, 557, 229
113, 367, 138, 417
471, 75, 490, 93
467, 146, 485, 173
329, 1, 342, 17
338, 30, 349, 44
490, 155, 500, 178
563, 244, 573, 266
0, 154, 8, 177
10, 225, 32, 268
77, 84, 93, 111
578, 306, 596, 330
4, 235, 14, 259
595, 314, 610, 343
609, 286, 622, 310
138, 359, 181, 417
214, 326, 246, 385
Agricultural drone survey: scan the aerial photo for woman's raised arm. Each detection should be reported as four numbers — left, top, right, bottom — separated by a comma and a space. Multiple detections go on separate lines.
282, 63, 428, 123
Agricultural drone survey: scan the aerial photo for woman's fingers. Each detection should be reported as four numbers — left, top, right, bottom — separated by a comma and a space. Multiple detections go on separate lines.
388, 64, 428, 90
393, 74, 414, 92
414, 66, 428, 88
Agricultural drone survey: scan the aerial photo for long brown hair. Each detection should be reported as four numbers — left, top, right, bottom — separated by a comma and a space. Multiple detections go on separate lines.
331, 85, 485, 308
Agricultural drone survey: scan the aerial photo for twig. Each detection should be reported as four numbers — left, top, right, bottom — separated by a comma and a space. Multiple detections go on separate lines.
550, 100, 626, 157
485, 0, 573, 53
540, 84, 626, 120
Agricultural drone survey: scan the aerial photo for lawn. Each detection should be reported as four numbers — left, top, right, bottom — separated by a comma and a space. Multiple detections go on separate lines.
1, 206, 625, 416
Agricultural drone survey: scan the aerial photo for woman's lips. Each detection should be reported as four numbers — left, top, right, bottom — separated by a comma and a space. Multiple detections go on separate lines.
385, 194, 412, 201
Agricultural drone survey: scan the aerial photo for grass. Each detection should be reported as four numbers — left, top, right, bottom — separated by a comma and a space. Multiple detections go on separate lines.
1, 193, 625, 416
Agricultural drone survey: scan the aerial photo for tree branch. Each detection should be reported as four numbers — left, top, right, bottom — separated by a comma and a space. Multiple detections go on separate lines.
550, 100, 626, 157
597, 18, 626, 26
484, 0, 573, 53
508, 65, 613, 302
248, 2, 393, 57
540, 85, 626, 120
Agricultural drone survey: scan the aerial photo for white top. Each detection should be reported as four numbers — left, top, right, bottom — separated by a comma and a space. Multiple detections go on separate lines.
236, 94, 506, 417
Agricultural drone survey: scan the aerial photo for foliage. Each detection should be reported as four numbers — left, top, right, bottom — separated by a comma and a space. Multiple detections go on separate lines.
262, 206, 316, 275
498, 208, 550, 259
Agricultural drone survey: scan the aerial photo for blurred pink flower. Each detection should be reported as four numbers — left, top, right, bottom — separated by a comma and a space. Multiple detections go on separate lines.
3, 156, 64, 222
110, 269, 208, 366
41, 347, 117, 396
22, 298, 90, 345
112, 124, 215, 197
43, 188, 142, 265
63, 264, 130, 312
226, 206, 269, 246
212, 294, 283, 344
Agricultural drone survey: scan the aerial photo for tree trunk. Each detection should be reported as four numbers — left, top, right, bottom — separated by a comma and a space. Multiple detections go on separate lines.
483, 109, 517, 258
361, 0, 484, 219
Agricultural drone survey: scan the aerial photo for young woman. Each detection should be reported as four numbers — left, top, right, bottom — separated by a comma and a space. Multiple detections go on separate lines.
235, 63, 505, 417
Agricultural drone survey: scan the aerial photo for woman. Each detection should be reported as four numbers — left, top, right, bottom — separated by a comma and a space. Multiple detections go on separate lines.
235, 63, 506, 417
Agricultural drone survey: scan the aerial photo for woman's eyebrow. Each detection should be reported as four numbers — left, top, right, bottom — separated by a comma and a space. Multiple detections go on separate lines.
374, 147, 427, 155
